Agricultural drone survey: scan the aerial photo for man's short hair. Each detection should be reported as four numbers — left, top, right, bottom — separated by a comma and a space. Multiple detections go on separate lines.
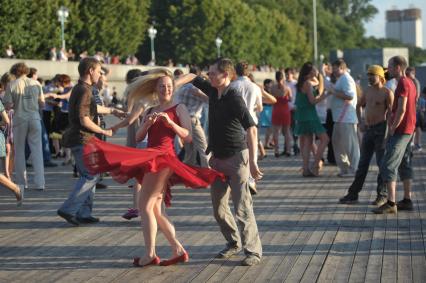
332, 58, 347, 69
235, 61, 249, 77
275, 70, 284, 82
213, 58, 235, 75
406, 66, 415, 76
126, 69, 143, 84
389, 56, 408, 71
173, 69, 184, 77
78, 57, 101, 77
10, 62, 29, 77
284, 67, 295, 75
28, 67, 37, 79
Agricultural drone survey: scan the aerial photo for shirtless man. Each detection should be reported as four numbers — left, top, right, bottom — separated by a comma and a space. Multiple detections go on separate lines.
339, 65, 394, 205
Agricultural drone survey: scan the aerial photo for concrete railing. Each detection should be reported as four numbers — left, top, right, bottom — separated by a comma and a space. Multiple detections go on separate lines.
0, 58, 275, 98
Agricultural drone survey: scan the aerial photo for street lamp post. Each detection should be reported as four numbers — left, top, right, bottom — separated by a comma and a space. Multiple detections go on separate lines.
215, 37, 222, 58
148, 26, 157, 64
57, 6, 69, 50
313, 0, 318, 66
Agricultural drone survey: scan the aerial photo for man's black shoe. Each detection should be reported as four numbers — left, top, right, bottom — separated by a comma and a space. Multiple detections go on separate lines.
76, 216, 100, 223
96, 183, 108, 189
339, 194, 359, 204
397, 198, 414, 211
57, 210, 79, 226
44, 161, 58, 167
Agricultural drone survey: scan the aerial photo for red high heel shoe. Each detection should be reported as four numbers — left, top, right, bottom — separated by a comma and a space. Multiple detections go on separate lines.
133, 256, 160, 267
159, 251, 189, 266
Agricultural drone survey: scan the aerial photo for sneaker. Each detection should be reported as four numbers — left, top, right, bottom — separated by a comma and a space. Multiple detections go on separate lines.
339, 194, 359, 204
397, 199, 414, 211
122, 208, 139, 220
57, 210, 80, 226
414, 144, 422, 152
372, 203, 397, 214
241, 255, 261, 266
371, 196, 387, 206
217, 244, 241, 258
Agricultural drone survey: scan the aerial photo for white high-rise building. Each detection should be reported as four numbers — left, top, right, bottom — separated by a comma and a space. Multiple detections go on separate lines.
386, 8, 422, 49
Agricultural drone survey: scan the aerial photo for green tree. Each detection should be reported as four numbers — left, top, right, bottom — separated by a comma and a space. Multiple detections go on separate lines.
147, 0, 310, 67
71, 0, 150, 57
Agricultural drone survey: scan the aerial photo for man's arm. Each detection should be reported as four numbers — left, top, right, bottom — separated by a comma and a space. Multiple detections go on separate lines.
246, 126, 263, 180
175, 73, 197, 89
356, 89, 366, 129
80, 116, 112, 136
389, 96, 407, 135
97, 104, 126, 118
190, 87, 209, 102
385, 88, 394, 125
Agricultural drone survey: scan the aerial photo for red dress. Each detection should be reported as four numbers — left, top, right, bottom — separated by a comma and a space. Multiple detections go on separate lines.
271, 95, 291, 126
83, 104, 224, 206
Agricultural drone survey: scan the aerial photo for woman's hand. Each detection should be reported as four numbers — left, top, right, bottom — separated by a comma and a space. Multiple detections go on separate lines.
145, 112, 158, 128
155, 112, 173, 127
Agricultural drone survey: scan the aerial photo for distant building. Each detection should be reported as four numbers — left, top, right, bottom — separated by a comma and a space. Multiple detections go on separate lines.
386, 8, 422, 48
329, 48, 409, 87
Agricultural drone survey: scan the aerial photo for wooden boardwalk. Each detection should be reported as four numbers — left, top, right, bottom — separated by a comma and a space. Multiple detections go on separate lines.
1, 130, 426, 282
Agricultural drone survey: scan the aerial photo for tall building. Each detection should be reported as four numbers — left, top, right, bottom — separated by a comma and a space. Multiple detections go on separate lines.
386, 8, 422, 48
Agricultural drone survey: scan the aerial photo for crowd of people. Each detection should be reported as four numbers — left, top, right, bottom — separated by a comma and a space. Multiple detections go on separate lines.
0, 54, 422, 267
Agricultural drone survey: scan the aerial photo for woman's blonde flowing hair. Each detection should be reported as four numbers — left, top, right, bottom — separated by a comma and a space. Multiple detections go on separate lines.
126, 68, 174, 110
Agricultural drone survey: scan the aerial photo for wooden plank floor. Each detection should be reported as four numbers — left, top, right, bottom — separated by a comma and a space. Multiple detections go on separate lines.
1, 128, 426, 282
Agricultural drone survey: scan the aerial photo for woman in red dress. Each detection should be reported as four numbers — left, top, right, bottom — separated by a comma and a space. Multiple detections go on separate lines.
271, 71, 293, 157
83, 69, 224, 267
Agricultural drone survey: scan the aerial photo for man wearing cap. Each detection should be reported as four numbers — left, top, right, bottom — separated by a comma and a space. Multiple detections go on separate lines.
373, 56, 417, 214
339, 65, 394, 205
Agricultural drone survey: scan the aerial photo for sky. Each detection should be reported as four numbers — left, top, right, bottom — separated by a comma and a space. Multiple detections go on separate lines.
363, 0, 426, 48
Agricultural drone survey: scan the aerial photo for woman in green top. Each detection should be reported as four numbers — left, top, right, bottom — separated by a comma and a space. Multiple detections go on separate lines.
294, 63, 329, 177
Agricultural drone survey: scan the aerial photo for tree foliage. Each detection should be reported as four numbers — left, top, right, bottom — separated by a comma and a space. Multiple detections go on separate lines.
1, 0, 424, 66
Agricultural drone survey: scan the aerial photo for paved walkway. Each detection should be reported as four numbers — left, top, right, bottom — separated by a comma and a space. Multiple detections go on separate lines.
1, 126, 426, 282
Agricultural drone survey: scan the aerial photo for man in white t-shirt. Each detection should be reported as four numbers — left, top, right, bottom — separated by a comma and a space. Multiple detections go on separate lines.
230, 61, 263, 194
231, 62, 263, 125
328, 59, 360, 176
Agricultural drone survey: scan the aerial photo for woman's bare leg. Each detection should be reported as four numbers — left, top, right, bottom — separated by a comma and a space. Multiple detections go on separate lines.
133, 182, 142, 208
0, 174, 21, 201
283, 125, 293, 154
272, 125, 281, 156
153, 196, 185, 257
138, 168, 173, 264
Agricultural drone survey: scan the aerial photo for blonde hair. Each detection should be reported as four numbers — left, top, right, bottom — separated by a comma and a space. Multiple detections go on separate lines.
126, 68, 173, 109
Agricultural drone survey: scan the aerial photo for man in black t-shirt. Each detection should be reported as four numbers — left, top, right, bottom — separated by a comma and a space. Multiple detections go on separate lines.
191, 58, 263, 266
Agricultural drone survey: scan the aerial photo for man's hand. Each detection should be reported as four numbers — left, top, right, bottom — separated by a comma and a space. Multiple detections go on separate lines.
111, 108, 126, 119
250, 161, 263, 181
103, 129, 113, 137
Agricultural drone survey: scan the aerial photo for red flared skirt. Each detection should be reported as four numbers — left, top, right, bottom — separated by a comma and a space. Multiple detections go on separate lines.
83, 137, 224, 206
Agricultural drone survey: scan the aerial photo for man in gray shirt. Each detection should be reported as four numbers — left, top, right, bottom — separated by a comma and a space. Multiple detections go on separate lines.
4, 62, 45, 190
